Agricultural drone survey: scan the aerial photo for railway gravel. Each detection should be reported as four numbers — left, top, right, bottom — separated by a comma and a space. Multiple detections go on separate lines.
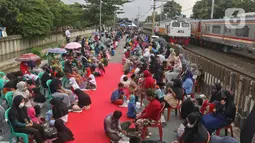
186, 45, 255, 79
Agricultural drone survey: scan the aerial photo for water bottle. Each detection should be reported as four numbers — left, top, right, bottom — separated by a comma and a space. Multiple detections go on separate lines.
124, 96, 127, 103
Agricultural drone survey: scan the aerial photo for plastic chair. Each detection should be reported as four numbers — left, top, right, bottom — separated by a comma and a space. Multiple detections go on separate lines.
167, 100, 181, 121
5, 91, 14, 107
141, 102, 165, 141
5, 108, 29, 143
46, 79, 53, 100
216, 124, 234, 137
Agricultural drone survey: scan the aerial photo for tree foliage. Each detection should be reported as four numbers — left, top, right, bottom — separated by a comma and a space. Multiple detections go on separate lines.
163, 0, 182, 19
84, 0, 129, 26
18, 0, 54, 38
0, 0, 88, 38
191, 0, 255, 19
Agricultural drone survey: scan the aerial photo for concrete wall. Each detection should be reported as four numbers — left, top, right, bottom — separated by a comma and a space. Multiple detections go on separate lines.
0, 29, 93, 61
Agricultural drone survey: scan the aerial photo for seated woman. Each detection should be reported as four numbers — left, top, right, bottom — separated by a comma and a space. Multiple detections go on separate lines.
111, 83, 125, 105
210, 83, 222, 103
162, 87, 179, 109
84, 68, 97, 90
50, 98, 69, 123
41, 65, 53, 89
53, 119, 74, 143
94, 63, 105, 76
73, 89, 92, 111
13, 81, 41, 117
182, 71, 194, 96
174, 112, 208, 143
127, 95, 137, 118
9, 96, 49, 143
171, 78, 183, 100
142, 70, 155, 90
135, 89, 161, 136
155, 85, 164, 102
49, 77, 76, 108
64, 60, 83, 85
201, 90, 236, 133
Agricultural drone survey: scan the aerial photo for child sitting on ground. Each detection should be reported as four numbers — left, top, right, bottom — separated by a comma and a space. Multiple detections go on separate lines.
111, 83, 125, 105
127, 95, 137, 118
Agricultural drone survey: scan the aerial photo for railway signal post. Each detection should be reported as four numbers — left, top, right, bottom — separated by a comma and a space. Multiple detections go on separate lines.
152, 0, 156, 35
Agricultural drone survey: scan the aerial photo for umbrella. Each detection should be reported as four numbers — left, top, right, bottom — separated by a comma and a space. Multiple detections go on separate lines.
15, 53, 41, 62
65, 42, 82, 50
92, 32, 99, 35
120, 24, 125, 27
48, 48, 67, 54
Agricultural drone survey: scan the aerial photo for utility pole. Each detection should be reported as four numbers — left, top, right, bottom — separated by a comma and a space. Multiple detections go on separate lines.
99, 0, 102, 32
152, 0, 156, 35
137, 7, 140, 26
211, 0, 215, 19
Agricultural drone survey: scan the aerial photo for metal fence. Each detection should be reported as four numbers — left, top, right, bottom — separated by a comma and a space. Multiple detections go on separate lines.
183, 50, 255, 129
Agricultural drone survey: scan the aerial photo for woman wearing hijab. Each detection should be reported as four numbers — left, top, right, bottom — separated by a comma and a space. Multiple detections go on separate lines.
176, 112, 208, 143
182, 71, 194, 96
162, 87, 179, 109
53, 119, 74, 143
127, 95, 137, 118
171, 79, 183, 100
72, 89, 92, 110
201, 90, 236, 133
50, 76, 76, 108
8, 96, 49, 143
210, 83, 222, 103
13, 81, 41, 116
135, 89, 161, 135
41, 66, 53, 89
50, 98, 69, 123
240, 105, 255, 143
142, 70, 155, 90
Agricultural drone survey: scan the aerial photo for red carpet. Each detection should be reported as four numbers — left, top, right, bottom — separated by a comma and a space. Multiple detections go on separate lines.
67, 63, 132, 143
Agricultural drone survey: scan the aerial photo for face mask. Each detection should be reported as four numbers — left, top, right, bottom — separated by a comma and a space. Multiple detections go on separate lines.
187, 119, 197, 128
19, 102, 25, 108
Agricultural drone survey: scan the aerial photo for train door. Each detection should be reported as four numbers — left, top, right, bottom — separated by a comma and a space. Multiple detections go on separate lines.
166, 24, 169, 35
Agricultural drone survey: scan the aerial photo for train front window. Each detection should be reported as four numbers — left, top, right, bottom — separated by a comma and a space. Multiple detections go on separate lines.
182, 22, 190, 27
172, 22, 180, 27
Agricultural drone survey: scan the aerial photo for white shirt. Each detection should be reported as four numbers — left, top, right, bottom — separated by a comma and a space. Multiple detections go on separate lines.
89, 74, 97, 86
65, 30, 70, 38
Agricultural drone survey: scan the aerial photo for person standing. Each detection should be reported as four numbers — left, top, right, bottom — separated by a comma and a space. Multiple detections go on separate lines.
65, 28, 71, 43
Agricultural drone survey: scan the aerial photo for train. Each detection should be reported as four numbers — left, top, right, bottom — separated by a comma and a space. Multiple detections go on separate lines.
143, 20, 191, 45
143, 17, 255, 58
189, 17, 255, 58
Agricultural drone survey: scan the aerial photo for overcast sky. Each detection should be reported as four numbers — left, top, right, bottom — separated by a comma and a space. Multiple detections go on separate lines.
61, 0, 198, 20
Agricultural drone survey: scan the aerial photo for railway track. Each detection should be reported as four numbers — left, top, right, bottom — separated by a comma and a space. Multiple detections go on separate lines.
184, 45, 255, 80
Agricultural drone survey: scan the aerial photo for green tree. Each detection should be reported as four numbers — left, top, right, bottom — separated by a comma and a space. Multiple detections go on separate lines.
84, 0, 129, 26
0, 0, 25, 35
191, 0, 255, 19
18, 0, 54, 38
163, 0, 182, 18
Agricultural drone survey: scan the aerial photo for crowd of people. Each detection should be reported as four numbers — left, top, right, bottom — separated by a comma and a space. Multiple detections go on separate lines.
0, 27, 252, 143
0, 29, 124, 143
106, 29, 241, 143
